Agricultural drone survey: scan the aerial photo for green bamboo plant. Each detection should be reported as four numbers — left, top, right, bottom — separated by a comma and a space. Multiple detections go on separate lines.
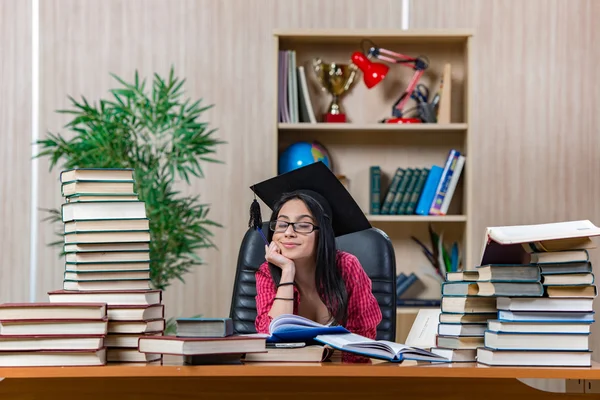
35, 67, 225, 292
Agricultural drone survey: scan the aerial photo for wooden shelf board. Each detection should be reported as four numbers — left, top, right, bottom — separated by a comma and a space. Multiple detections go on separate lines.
279, 123, 467, 133
367, 215, 467, 223
274, 29, 473, 45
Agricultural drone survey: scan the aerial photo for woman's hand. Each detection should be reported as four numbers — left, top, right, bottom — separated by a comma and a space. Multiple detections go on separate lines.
265, 242, 295, 272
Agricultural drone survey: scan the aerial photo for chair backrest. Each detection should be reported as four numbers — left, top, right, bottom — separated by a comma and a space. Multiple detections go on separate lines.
229, 223, 397, 341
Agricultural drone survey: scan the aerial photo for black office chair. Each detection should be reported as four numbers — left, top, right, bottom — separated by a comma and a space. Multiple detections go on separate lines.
229, 222, 397, 341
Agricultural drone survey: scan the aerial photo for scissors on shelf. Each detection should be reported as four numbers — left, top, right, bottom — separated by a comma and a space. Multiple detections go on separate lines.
411, 84, 430, 104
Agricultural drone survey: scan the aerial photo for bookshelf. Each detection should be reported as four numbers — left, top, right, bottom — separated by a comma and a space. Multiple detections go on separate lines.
273, 29, 473, 300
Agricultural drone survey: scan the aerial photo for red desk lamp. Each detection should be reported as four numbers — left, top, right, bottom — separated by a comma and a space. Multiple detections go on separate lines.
351, 40, 429, 123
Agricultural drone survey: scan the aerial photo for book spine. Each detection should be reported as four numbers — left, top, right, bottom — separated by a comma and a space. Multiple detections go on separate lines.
389, 168, 413, 214
398, 169, 422, 215
406, 168, 429, 215
380, 168, 404, 215
369, 166, 381, 215
396, 273, 418, 297
415, 166, 443, 215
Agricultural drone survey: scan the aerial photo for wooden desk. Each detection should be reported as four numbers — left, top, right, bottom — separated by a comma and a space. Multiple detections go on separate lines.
0, 358, 597, 399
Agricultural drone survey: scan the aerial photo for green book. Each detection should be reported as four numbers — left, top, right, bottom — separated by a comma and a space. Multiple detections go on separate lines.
406, 168, 430, 215
389, 169, 413, 214
369, 166, 381, 215
380, 168, 405, 215
397, 169, 422, 215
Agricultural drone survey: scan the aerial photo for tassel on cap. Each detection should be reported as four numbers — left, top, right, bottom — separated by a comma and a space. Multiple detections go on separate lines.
249, 191, 269, 245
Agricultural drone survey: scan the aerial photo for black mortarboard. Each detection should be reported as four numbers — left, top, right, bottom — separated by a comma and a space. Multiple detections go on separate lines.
249, 161, 371, 238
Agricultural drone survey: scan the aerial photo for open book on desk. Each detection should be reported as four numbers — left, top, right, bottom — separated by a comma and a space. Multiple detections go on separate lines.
314, 333, 449, 363
267, 314, 349, 343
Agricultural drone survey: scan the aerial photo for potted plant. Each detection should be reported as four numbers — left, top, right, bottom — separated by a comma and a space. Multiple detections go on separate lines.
35, 67, 224, 297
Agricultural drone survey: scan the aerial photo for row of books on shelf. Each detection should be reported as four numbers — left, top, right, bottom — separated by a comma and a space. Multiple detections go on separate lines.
370, 149, 465, 216
423, 221, 599, 366
278, 49, 317, 124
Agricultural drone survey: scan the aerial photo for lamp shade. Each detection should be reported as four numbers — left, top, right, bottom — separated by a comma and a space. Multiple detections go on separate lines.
351, 51, 389, 89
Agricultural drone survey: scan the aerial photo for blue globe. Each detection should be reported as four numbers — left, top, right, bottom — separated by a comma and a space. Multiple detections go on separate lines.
278, 142, 331, 174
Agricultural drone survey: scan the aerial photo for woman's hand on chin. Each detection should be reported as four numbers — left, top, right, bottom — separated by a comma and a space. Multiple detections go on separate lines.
265, 242, 295, 272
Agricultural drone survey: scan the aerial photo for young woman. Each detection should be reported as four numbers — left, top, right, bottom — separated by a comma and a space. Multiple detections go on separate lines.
253, 189, 382, 361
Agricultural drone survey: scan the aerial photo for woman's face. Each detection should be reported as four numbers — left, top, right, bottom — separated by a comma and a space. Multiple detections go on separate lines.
272, 199, 318, 262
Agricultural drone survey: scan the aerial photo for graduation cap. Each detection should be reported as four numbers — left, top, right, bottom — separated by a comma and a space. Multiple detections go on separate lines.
248, 162, 371, 242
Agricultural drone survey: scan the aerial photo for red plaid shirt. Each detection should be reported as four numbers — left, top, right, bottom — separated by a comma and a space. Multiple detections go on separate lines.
255, 251, 382, 362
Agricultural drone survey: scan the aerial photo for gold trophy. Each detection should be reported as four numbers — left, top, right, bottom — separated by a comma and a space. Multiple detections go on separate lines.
312, 58, 358, 123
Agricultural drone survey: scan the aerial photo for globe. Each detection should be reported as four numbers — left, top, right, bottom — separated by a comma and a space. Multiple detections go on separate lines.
278, 141, 332, 174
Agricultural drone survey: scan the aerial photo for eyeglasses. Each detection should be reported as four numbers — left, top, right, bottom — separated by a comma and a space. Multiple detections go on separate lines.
269, 220, 320, 234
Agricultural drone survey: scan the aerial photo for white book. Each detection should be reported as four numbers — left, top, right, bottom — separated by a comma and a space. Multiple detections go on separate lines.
496, 296, 593, 312
439, 155, 465, 215
62, 201, 147, 222
0, 319, 107, 336
48, 289, 161, 306
405, 308, 440, 349
107, 348, 161, 363
60, 168, 133, 182
477, 348, 591, 367
0, 336, 104, 351
297, 66, 316, 123
487, 319, 591, 334
0, 348, 106, 367
484, 331, 589, 351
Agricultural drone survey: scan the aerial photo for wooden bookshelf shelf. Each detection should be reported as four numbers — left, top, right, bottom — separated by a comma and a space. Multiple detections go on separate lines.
367, 215, 467, 223
278, 123, 468, 133
274, 29, 473, 295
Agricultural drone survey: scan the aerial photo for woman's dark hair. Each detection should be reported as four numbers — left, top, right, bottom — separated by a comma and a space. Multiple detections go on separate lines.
267, 191, 348, 325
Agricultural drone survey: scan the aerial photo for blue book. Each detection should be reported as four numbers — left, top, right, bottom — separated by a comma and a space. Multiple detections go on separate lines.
314, 333, 449, 363
396, 272, 419, 297
266, 314, 349, 343
415, 165, 443, 215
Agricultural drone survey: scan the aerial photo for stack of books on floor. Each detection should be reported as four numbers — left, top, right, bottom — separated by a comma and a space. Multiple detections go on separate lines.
0, 303, 107, 366
137, 317, 266, 364
474, 220, 599, 367
48, 168, 165, 363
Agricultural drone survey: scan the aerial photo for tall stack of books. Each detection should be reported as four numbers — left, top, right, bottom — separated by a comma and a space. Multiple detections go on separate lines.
431, 220, 600, 365
0, 303, 107, 366
48, 168, 164, 363
473, 220, 599, 367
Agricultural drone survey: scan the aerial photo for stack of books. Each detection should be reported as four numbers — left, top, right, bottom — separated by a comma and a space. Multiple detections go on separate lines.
473, 220, 599, 367
478, 255, 596, 364
138, 317, 266, 364
429, 269, 498, 362
431, 220, 600, 365
48, 168, 165, 363
0, 303, 107, 366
